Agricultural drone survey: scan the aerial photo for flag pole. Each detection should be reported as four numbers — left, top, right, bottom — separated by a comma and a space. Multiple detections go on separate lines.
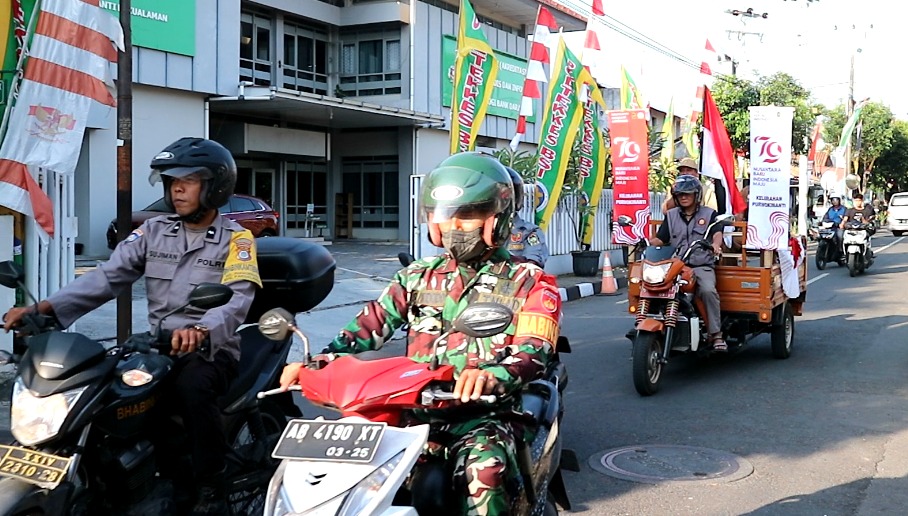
0, 0, 43, 144
116, 0, 133, 343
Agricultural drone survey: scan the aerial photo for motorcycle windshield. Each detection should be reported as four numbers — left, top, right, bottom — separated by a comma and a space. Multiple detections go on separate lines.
642, 245, 676, 262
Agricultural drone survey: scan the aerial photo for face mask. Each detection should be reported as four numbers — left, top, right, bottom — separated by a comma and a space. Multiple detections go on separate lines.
442, 227, 487, 263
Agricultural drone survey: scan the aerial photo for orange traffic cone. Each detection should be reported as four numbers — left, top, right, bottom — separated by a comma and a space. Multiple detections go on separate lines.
599, 252, 618, 295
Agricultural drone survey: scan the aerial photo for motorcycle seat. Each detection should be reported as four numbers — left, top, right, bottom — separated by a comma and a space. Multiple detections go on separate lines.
218, 325, 279, 409
519, 380, 559, 429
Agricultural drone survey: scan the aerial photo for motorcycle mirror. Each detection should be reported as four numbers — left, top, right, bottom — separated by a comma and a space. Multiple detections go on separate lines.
616, 215, 633, 227
187, 283, 234, 310
451, 303, 514, 339
398, 252, 415, 267
0, 261, 25, 289
258, 308, 296, 342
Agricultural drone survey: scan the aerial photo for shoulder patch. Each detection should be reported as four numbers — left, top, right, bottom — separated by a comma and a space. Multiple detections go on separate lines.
526, 232, 541, 247
221, 230, 262, 287
125, 228, 143, 244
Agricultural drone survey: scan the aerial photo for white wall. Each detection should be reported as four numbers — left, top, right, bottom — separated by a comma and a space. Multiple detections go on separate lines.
76, 85, 206, 257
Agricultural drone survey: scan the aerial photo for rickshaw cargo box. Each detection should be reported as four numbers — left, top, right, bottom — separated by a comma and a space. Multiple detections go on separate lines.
245, 237, 336, 323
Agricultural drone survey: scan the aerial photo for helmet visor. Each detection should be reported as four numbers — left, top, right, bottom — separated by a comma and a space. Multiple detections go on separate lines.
419, 182, 512, 224
148, 166, 213, 186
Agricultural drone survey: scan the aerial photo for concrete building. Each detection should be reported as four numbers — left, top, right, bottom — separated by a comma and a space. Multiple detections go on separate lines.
76, 0, 587, 257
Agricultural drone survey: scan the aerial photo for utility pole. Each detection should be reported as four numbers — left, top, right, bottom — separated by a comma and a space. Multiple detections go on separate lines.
844, 52, 854, 181
116, 0, 132, 343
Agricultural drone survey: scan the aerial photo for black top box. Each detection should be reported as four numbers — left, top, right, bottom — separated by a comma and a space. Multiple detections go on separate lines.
245, 237, 336, 323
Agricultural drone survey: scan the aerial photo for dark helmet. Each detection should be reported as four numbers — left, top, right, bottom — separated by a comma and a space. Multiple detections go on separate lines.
419, 152, 514, 248
148, 137, 237, 213
505, 166, 525, 212
671, 174, 703, 206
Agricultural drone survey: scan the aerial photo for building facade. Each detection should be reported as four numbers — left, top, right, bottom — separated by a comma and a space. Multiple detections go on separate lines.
76, 0, 586, 256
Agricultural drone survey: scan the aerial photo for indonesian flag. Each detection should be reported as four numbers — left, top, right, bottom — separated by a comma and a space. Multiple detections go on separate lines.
689, 39, 716, 124
700, 87, 746, 215
0, 0, 122, 239
510, 7, 557, 150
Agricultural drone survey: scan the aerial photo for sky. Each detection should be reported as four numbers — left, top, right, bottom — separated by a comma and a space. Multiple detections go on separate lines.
555, 0, 906, 119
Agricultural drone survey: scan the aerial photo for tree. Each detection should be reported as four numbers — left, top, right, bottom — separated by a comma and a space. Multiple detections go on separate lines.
710, 76, 759, 153
869, 119, 908, 197
823, 101, 895, 190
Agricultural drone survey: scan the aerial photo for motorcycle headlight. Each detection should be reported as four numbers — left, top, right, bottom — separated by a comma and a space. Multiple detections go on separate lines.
11, 378, 87, 446
642, 263, 670, 284
338, 450, 406, 516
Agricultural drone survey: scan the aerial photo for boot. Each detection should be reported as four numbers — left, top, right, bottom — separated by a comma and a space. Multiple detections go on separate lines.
189, 470, 228, 516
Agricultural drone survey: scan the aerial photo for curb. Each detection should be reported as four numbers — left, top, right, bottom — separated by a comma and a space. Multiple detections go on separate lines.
559, 277, 628, 302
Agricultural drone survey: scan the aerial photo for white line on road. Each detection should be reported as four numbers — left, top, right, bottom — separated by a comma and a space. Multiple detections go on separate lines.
616, 299, 628, 304
876, 236, 905, 253
807, 272, 829, 285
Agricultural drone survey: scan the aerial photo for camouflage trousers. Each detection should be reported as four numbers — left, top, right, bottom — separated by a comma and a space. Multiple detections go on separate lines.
446, 418, 519, 516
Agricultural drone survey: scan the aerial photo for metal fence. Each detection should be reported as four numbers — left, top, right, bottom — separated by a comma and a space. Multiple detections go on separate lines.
410, 175, 667, 259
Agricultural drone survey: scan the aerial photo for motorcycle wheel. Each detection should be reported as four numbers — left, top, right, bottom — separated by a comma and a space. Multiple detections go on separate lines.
632, 331, 663, 396
815, 244, 827, 270
770, 302, 794, 359
544, 495, 559, 516
226, 400, 287, 515
848, 254, 858, 277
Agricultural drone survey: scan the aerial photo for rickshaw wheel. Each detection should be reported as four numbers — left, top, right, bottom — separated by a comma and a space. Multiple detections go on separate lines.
633, 331, 663, 396
771, 302, 794, 359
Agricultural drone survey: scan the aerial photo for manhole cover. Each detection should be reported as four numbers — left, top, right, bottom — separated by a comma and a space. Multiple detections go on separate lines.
589, 445, 753, 484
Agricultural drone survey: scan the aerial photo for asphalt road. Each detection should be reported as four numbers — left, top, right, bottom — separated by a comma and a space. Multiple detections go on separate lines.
558, 231, 908, 515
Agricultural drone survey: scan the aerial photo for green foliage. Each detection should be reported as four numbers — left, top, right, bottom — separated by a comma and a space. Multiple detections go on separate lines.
712, 76, 759, 152
869, 119, 908, 197
492, 147, 537, 181
823, 101, 895, 189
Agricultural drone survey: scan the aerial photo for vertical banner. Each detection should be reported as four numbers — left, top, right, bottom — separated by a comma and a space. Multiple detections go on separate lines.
1, 0, 39, 116
448, 0, 498, 154
747, 105, 794, 250
608, 109, 650, 243
577, 85, 607, 247
533, 38, 594, 231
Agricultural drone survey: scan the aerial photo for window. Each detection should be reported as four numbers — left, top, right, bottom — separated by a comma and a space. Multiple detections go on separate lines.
240, 11, 273, 86
231, 197, 257, 212
342, 157, 399, 228
286, 161, 328, 230
282, 21, 329, 95
339, 29, 402, 96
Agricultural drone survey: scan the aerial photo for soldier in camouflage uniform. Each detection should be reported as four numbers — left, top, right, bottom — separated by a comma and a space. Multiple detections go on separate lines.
281, 153, 562, 515
505, 166, 549, 268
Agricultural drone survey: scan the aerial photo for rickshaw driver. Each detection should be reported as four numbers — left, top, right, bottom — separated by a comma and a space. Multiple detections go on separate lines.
648, 175, 727, 351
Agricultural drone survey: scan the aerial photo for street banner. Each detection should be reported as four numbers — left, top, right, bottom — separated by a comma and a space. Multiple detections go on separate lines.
747, 105, 795, 250
1, 1, 38, 117
449, 0, 498, 154
576, 82, 607, 247
619, 65, 645, 110
533, 38, 597, 231
0, 0, 122, 239
608, 109, 650, 244
660, 98, 674, 162
509, 6, 556, 150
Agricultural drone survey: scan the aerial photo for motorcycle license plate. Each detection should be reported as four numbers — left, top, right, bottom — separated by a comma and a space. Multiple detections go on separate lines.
0, 444, 71, 489
641, 285, 677, 299
272, 419, 387, 463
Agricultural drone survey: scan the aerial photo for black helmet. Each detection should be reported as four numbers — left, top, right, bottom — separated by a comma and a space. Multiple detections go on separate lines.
149, 138, 237, 214
671, 174, 703, 206
505, 166, 525, 212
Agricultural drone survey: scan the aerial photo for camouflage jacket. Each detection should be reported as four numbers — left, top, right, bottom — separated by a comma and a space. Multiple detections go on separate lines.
327, 249, 562, 391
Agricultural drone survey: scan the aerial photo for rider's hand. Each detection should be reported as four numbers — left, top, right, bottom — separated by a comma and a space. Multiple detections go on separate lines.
712, 243, 723, 256
453, 369, 499, 403
170, 327, 206, 355
2, 306, 32, 332
279, 362, 303, 390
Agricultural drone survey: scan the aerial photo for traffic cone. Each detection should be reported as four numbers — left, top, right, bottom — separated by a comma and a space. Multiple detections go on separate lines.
599, 252, 618, 295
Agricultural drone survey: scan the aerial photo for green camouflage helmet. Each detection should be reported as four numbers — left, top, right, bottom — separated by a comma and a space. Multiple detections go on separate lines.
420, 152, 515, 247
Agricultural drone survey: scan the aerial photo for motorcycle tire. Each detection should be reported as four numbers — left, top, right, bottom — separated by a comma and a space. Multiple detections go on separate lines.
225, 400, 288, 515
815, 247, 826, 270
848, 254, 858, 277
632, 331, 663, 396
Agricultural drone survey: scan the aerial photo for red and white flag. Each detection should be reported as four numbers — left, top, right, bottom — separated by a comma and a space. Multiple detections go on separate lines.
510, 7, 557, 150
689, 38, 716, 123
700, 87, 746, 215
0, 0, 123, 239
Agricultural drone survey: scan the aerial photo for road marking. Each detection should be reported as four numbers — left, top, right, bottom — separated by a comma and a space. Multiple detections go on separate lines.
876, 236, 905, 253
807, 272, 829, 285
616, 299, 628, 304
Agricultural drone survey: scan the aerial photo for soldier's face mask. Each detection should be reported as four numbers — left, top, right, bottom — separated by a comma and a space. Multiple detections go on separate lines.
442, 227, 486, 263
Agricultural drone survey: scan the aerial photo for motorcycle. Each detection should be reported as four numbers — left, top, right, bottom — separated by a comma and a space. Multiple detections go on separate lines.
815, 221, 845, 270
843, 217, 874, 277
256, 303, 576, 516
620, 215, 736, 396
0, 238, 336, 515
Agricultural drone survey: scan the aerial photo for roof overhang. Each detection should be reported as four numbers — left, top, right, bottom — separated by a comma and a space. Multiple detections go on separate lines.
208, 85, 445, 130
471, 0, 587, 32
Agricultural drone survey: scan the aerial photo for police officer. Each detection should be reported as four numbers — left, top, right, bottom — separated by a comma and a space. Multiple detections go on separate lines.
3, 137, 262, 515
505, 166, 549, 267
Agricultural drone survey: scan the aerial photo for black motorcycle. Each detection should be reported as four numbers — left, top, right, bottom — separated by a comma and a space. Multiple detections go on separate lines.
815, 221, 844, 270
0, 238, 335, 515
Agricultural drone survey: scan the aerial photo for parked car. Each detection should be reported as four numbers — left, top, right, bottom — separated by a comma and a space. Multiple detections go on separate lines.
107, 193, 279, 249
888, 192, 908, 236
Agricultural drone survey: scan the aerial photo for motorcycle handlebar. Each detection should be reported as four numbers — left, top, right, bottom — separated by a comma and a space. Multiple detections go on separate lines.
421, 387, 497, 405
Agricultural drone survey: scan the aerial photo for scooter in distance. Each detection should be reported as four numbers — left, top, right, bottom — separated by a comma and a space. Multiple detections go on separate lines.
257, 303, 575, 516
843, 219, 874, 277
815, 221, 845, 270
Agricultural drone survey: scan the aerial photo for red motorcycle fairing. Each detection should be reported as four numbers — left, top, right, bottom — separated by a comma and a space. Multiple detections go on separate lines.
297, 355, 455, 425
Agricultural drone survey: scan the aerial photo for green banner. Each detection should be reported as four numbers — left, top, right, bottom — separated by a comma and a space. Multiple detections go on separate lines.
442, 35, 533, 123
1, 0, 38, 113
534, 38, 595, 231
100, 0, 195, 56
448, 0, 497, 154
577, 86, 608, 247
